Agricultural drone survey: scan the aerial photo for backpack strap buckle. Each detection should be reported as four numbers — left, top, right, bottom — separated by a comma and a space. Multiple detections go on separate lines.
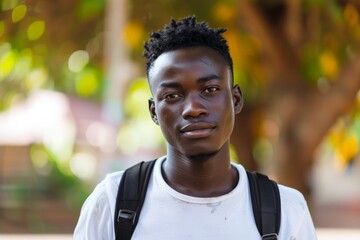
262, 233, 278, 240
117, 209, 137, 224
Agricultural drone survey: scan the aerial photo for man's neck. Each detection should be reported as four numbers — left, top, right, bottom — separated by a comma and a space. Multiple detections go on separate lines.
161, 145, 239, 197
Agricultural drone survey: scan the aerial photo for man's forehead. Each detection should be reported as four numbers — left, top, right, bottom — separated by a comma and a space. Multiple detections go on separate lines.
148, 46, 229, 80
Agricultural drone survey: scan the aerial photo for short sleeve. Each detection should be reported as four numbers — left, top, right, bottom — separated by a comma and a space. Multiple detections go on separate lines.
293, 201, 318, 240
278, 185, 318, 240
73, 181, 114, 240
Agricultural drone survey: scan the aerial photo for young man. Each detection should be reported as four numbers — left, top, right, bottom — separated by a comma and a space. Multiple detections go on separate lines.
74, 16, 317, 239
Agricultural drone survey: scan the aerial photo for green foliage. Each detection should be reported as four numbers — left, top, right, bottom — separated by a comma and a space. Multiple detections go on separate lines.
0, 0, 105, 112
118, 77, 165, 155
77, 0, 106, 20
233, 68, 263, 103
123, 77, 152, 119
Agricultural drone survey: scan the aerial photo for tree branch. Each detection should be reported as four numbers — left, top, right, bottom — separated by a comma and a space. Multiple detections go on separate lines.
284, 0, 302, 49
296, 52, 360, 158
236, 0, 301, 84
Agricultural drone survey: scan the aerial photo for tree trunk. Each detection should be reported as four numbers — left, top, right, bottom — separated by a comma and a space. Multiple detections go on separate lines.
235, 0, 360, 198
103, 0, 139, 125
274, 123, 315, 198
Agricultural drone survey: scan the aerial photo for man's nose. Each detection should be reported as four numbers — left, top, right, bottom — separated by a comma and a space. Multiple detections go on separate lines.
182, 94, 208, 119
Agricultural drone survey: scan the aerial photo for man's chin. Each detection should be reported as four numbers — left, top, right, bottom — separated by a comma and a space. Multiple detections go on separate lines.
185, 151, 218, 162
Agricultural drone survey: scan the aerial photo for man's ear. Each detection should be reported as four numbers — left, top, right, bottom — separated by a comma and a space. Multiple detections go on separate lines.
232, 85, 244, 114
148, 98, 159, 125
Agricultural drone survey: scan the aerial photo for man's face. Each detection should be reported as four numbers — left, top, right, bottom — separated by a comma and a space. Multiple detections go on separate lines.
148, 46, 243, 157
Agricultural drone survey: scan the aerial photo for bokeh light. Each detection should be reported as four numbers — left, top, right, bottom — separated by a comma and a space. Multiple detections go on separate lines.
68, 50, 89, 73
70, 152, 97, 181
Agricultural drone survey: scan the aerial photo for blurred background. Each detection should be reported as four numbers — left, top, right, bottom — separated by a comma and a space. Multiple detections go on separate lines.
0, 0, 359, 236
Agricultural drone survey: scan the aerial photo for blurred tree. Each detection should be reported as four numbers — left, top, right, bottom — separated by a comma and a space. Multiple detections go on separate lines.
230, 0, 360, 196
0, 0, 106, 111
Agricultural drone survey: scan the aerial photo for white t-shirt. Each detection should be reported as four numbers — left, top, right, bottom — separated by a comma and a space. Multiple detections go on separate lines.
74, 157, 317, 240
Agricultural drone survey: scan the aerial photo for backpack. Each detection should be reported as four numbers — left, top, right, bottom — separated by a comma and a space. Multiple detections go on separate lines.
114, 159, 281, 240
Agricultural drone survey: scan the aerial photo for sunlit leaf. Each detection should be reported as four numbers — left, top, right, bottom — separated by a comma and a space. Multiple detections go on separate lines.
123, 77, 152, 118
335, 135, 359, 168
0, 49, 17, 78
328, 115, 360, 168
320, 50, 338, 79
12, 4, 27, 23
1, 0, 18, 11
212, 3, 235, 23
27, 20, 45, 41
328, 122, 346, 147
75, 69, 99, 97
122, 21, 145, 48
77, 0, 106, 20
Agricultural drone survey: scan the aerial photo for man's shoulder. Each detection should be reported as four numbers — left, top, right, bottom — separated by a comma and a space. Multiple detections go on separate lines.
232, 162, 307, 206
85, 170, 125, 205
278, 184, 306, 205
278, 184, 309, 217
232, 163, 309, 213
106, 170, 125, 186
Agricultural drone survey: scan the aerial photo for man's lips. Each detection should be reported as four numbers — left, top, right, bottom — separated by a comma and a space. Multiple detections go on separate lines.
180, 122, 216, 138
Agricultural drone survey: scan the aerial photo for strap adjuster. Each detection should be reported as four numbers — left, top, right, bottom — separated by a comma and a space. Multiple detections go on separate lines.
117, 209, 136, 224
262, 233, 278, 240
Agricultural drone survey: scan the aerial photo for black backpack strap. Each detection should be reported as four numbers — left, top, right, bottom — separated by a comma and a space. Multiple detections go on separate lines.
114, 159, 156, 240
246, 171, 281, 240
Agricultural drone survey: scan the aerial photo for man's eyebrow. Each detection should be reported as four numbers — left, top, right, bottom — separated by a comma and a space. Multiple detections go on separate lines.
197, 74, 220, 83
159, 74, 220, 88
159, 81, 182, 89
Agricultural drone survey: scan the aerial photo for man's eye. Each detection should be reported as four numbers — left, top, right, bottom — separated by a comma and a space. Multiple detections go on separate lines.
204, 87, 219, 93
164, 93, 180, 99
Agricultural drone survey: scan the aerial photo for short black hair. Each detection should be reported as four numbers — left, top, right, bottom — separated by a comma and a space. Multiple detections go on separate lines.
143, 16, 233, 81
